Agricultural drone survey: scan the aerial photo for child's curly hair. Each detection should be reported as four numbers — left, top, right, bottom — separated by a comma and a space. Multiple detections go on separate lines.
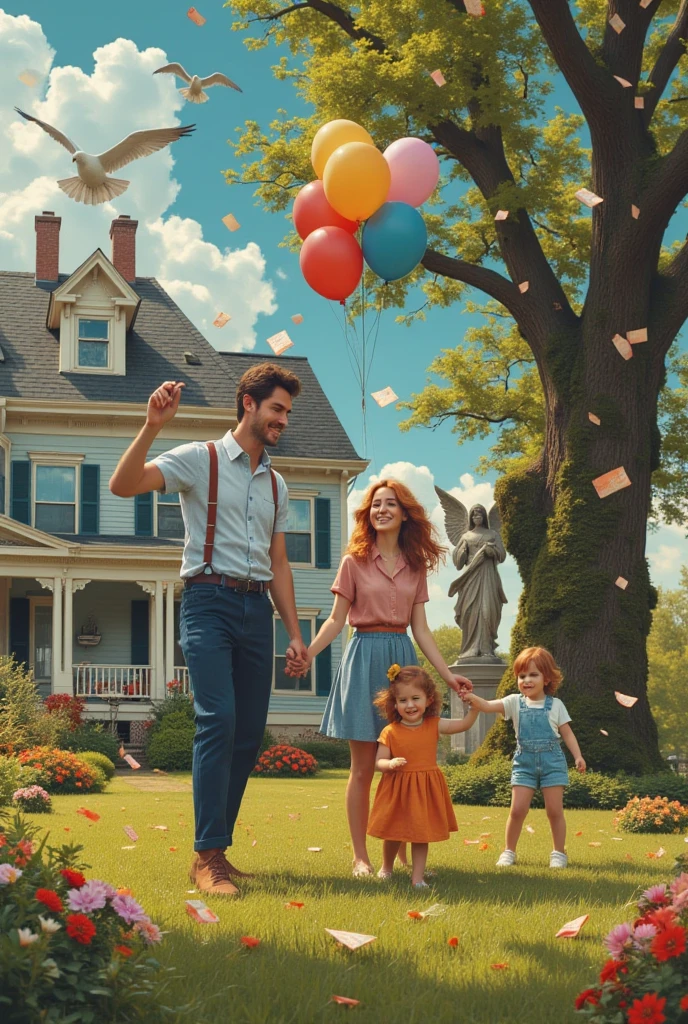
373, 665, 443, 723
513, 646, 563, 696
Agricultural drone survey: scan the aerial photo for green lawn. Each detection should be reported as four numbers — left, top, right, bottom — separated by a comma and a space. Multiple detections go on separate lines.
21, 770, 688, 1024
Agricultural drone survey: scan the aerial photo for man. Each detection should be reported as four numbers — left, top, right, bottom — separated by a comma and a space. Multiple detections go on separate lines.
110, 363, 308, 895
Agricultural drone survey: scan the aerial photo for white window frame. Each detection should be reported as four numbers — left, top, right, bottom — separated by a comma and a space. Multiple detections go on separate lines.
153, 490, 184, 540
76, 315, 111, 372
272, 609, 320, 697
29, 453, 84, 534
285, 491, 317, 568
0, 435, 10, 516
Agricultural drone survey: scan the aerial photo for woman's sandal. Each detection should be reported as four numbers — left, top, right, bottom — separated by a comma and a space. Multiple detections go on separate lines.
377, 868, 393, 880
352, 861, 374, 878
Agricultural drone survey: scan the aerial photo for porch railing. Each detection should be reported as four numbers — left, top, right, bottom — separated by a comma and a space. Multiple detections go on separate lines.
172, 666, 191, 694
73, 665, 151, 699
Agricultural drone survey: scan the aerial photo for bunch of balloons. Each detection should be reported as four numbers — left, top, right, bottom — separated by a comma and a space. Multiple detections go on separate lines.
294, 119, 439, 302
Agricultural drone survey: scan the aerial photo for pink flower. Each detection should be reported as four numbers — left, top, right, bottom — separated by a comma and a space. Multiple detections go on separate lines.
632, 923, 658, 948
67, 879, 110, 913
641, 884, 668, 906
111, 893, 147, 924
0, 863, 22, 884
134, 916, 163, 944
672, 888, 688, 912
670, 873, 688, 898
604, 922, 633, 958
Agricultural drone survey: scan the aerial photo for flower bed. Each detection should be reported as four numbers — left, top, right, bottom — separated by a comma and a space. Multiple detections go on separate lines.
615, 795, 688, 834
16, 747, 104, 794
0, 814, 172, 1022
253, 744, 318, 777
12, 785, 51, 813
574, 854, 688, 1022
44, 694, 85, 730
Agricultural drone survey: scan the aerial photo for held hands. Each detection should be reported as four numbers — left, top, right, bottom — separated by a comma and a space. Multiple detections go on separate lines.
447, 674, 473, 699
146, 381, 185, 429
575, 756, 587, 773
285, 640, 310, 678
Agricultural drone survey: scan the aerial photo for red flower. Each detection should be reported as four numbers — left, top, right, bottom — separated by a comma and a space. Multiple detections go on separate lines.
0, 835, 6, 847
680, 996, 688, 1012
627, 992, 667, 1024
292, 764, 299, 771
301, 767, 307, 773
240, 936, 260, 949
447, 936, 459, 947
60, 868, 86, 888
574, 990, 600, 1010
35, 888, 64, 913
66, 913, 97, 945
650, 924, 686, 962
254, 766, 263, 773
275, 761, 283, 769
599, 959, 623, 984
114, 945, 133, 957
647, 908, 676, 931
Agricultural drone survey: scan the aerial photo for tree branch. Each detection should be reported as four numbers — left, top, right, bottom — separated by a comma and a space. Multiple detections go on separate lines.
644, 0, 688, 123
527, 0, 614, 136
643, 127, 688, 239
249, 0, 389, 53
656, 234, 688, 357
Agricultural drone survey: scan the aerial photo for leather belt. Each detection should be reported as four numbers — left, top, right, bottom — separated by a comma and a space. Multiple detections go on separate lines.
183, 572, 269, 594
356, 625, 406, 633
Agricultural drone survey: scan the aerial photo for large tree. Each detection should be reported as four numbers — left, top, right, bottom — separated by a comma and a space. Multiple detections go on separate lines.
225, 0, 688, 772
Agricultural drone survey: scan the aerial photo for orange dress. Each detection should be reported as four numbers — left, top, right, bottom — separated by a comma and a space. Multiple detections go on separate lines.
367, 717, 458, 843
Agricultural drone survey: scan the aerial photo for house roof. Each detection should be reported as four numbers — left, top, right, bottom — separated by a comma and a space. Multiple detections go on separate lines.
219, 353, 361, 461
0, 270, 234, 407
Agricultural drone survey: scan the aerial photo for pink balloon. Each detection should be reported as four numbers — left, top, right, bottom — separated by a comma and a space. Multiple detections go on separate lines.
384, 138, 440, 208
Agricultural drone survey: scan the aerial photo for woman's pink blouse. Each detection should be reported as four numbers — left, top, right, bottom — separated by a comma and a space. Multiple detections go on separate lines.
331, 547, 429, 628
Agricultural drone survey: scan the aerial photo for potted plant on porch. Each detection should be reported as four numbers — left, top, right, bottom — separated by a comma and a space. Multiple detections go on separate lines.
76, 614, 101, 648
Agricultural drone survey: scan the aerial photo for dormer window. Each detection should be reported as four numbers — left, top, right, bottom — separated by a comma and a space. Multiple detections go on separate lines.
78, 318, 110, 369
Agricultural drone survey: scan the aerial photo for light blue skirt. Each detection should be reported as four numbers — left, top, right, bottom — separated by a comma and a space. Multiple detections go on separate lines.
320, 630, 418, 742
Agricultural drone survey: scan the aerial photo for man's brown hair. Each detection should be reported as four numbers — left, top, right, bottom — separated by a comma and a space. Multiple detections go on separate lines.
236, 362, 301, 421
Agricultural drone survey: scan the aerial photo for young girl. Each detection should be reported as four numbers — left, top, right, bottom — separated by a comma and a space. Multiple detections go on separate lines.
299, 480, 472, 877
463, 646, 586, 868
367, 664, 479, 887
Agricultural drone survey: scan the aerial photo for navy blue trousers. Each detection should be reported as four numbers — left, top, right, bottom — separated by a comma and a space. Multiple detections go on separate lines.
179, 585, 273, 852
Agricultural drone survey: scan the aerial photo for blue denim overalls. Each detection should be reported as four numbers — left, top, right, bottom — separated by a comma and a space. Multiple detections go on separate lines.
511, 695, 569, 789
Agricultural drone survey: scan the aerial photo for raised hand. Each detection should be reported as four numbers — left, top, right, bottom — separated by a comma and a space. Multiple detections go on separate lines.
389, 757, 407, 771
146, 381, 185, 429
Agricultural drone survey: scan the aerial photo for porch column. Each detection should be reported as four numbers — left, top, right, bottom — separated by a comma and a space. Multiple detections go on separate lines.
164, 582, 175, 685
52, 576, 64, 693
154, 580, 165, 699
0, 577, 9, 656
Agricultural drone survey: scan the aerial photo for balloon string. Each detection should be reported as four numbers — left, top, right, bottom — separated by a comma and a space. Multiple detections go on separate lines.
329, 301, 363, 392
360, 270, 367, 457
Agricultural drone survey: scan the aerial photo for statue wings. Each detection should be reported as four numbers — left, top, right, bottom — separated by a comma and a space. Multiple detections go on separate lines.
434, 487, 469, 546
434, 485, 503, 545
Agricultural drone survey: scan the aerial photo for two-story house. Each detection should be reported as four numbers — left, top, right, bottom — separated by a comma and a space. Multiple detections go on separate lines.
0, 210, 366, 744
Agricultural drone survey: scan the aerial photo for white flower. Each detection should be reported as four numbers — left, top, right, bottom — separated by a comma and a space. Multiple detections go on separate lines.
17, 927, 39, 947
38, 915, 62, 934
0, 863, 22, 884
42, 958, 60, 979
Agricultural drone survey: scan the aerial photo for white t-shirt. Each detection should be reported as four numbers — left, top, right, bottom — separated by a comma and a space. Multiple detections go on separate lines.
501, 694, 571, 739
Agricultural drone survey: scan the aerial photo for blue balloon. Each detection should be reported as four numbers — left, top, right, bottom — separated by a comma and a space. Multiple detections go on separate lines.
362, 202, 428, 282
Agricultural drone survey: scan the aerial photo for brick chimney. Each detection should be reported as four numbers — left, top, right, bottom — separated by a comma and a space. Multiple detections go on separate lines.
110, 214, 138, 283
35, 211, 61, 283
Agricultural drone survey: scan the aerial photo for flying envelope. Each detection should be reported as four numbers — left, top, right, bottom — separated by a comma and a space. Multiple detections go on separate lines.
308, 846, 322, 852
612, 334, 633, 360
325, 929, 376, 950
371, 386, 399, 408
627, 328, 647, 344
518, 281, 529, 293
18, 70, 40, 87
331, 996, 360, 1007
187, 7, 206, 25
634, 97, 645, 109
494, 210, 509, 221
123, 754, 141, 770
267, 330, 294, 356
575, 188, 603, 208
613, 76, 632, 88
77, 807, 100, 822
430, 70, 446, 87
222, 213, 240, 232
614, 691, 638, 708
592, 467, 632, 499
213, 313, 231, 328
464, 0, 485, 13
291, 314, 304, 325
609, 13, 626, 32
632, 205, 640, 219
615, 577, 628, 590
123, 826, 138, 842
186, 899, 219, 923
588, 413, 601, 426
600, 729, 609, 736
556, 914, 589, 939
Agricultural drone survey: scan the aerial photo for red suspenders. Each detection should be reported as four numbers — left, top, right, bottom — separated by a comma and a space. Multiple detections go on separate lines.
202, 440, 278, 575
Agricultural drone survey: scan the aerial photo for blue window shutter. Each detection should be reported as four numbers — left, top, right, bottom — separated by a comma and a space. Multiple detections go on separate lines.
135, 492, 153, 536
315, 617, 332, 696
80, 465, 100, 535
315, 497, 331, 569
131, 600, 150, 664
11, 462, 31, 524
9, 598, 30, 670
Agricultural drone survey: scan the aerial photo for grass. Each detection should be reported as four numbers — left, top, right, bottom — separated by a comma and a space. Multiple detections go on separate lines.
20, 769, 688, 1024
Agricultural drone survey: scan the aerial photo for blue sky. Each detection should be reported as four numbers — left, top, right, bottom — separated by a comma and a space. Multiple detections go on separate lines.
2, 1, 687, 641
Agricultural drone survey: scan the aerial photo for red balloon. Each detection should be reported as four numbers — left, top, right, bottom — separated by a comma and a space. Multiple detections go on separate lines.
299, 226, 363, 301
293, 180, 358, 240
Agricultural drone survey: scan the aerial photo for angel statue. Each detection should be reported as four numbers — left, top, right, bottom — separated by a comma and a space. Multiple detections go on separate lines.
435, 488, 507, 662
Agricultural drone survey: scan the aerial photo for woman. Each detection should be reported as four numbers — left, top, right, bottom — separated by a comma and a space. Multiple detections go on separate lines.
300, 479, 472, 877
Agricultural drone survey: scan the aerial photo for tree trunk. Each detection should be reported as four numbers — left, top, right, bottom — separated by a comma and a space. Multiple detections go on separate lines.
474, 307, 665, 774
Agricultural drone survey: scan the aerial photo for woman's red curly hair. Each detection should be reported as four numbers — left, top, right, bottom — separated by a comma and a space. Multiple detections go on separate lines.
373, 666, 443, 723
347, 479, 445, 573
513, 646, 564, 696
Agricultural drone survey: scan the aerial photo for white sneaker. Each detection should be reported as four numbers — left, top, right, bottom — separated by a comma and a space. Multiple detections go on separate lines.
496, 849, 516, 867
549, 850, 568, 869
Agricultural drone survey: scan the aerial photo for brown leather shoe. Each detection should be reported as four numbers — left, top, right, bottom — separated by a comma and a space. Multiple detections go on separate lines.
190, 852, 254, 882
193, 850, 240, 896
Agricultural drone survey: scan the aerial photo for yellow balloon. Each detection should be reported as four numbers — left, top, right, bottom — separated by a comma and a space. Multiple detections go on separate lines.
311, 119, 374, 180
323, 142, 391, 223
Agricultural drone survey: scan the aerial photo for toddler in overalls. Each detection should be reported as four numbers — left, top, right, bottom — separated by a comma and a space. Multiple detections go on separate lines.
464, 645, 586, 868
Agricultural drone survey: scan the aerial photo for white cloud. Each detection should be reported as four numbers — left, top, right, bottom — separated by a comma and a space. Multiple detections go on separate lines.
0, 14, 275, 349
348, 462, 521, 648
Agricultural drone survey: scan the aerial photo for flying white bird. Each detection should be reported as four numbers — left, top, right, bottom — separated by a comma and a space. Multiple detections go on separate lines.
153, 63, 242, 103
14, 107, 196, 205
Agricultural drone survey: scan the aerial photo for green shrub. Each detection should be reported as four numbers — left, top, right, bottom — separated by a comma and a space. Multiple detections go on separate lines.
443, 757, 513, 806
0, 656, 62, 754
296, 739, 350, 769
78, 751, 116, 781
615, 794, 688, 833
59, 722, 119, 762
150, 689, 195, 728
16, 748, 107, 795
147, 721, 194, 771
444, 750, 470, 767
0, 756, 20, 807
631, 771, 688, 803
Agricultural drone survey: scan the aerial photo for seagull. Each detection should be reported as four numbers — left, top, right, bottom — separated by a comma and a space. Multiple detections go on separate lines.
13, 107, 196, 205
153, 63, 242, 103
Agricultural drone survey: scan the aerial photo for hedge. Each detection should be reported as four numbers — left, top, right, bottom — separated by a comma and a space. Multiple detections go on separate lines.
296, 740, 350, 769
78, 751, 116, 781
59, 723, 120, 762
147, 719, 194, 772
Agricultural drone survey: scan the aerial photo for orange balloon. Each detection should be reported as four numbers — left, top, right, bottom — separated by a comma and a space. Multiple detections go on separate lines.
323, 142, 391, 222
311, 119, 374, 179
